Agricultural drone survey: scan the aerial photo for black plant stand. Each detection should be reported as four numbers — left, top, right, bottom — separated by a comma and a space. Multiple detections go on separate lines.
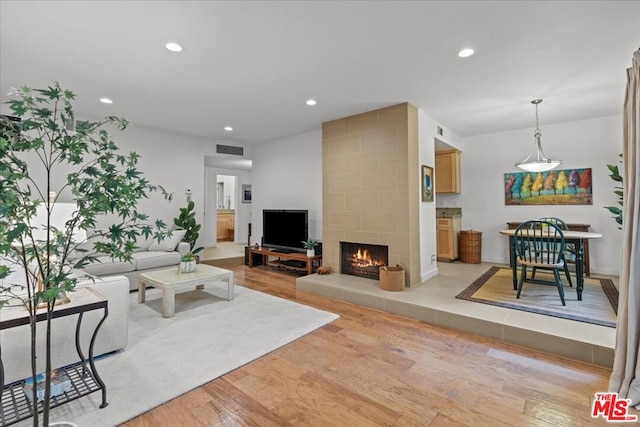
0, 287, 109, 426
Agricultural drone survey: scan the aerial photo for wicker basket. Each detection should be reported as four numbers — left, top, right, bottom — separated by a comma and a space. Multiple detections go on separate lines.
459, 230, 482, 264
379, 264, 405, 291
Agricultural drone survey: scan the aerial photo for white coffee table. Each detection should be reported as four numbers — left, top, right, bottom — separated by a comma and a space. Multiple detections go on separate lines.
137, 264, 234, 318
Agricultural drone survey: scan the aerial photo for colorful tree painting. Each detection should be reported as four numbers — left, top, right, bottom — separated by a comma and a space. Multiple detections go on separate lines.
504, 168, 593, 205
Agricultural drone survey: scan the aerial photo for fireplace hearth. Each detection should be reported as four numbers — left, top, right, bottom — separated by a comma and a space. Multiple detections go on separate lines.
340, 241, 388, 280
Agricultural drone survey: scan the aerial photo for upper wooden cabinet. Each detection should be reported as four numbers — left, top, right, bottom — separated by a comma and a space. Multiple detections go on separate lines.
435, 149, 461, 194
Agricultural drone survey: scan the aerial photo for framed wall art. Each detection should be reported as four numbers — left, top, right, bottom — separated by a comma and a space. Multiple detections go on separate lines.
242, 184, 252, 203
504, 168, 592, 205
422, 165, 434, 202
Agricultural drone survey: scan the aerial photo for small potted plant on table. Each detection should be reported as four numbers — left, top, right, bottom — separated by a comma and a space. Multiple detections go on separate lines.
179, 253, 197, 273
301, 240, 320, 257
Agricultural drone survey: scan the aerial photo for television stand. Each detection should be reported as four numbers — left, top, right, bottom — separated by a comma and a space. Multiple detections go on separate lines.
272, 248, 295, 254
248, 247, 321, 275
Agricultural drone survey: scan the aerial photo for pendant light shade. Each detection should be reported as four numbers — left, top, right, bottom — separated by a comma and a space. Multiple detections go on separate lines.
515, 99, 562, 172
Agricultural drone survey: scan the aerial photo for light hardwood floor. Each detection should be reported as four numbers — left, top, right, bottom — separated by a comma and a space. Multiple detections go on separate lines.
122, 264, 631, 426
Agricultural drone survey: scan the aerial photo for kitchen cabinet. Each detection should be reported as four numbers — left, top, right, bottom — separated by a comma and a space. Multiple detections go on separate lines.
437, 217, 461, 262
435, 149, 461, 194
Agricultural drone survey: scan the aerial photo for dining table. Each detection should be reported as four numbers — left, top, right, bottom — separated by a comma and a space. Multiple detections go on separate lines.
499, 228, 603, 301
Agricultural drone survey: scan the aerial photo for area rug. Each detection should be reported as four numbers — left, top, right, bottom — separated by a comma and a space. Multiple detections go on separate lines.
455, 266, 618, 328
24, 285, 339, 426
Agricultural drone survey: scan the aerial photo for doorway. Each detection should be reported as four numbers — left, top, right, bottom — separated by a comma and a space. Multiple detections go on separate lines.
216, 175, 237, 242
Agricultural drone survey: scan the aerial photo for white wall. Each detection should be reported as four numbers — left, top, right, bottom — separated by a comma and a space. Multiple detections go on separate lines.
14, 120, 208, 247
417, 111, 437, 280
457, 115, 623, 275
418, 111, 464, 281
251, 130, 322, 246
107, 124, 207, 244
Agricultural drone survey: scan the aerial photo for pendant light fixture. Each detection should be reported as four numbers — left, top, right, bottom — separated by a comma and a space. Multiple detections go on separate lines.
515, 99, 562, 172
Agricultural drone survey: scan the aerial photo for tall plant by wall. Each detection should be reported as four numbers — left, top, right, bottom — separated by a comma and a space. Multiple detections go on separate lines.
0, 83, 171, 425
173, 200, 203, 254
604, 154, 624, 229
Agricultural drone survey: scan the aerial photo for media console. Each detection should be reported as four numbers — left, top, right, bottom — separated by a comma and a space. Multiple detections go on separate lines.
248, 247, 322, 275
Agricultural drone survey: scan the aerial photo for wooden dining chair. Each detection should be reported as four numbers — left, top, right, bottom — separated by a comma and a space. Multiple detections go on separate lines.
533, 217, 573, 287
514, 220, 568, 305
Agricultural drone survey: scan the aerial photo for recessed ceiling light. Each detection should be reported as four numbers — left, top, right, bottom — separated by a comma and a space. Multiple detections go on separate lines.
165, 42, 183, 52
99, 98, 113, 104
306, 99, 317, 106
458, 48, 476, 58
224, 126, 233, 132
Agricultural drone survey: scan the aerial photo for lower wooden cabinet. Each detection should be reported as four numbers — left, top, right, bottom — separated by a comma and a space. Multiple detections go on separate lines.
437, 217, 462, 262
217, 212, 235, 241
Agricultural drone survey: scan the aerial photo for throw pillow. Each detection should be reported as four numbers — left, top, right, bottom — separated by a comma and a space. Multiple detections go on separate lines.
148, 230, 187, 252
133, 234, 154, 252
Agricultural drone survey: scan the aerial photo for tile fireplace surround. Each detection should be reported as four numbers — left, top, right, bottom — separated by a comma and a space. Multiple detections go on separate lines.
296, 261, 615, 367
321, 103, 421, 286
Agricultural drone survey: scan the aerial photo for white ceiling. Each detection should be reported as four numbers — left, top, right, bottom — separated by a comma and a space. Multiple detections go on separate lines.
1, 1, 638, 145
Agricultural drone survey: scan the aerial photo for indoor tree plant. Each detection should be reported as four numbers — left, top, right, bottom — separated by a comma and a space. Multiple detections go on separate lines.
173, 200, 204, 257
0, 83, 171, 426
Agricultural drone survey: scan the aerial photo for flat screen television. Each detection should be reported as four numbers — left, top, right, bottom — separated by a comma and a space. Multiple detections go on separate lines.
262, 209, 308, 252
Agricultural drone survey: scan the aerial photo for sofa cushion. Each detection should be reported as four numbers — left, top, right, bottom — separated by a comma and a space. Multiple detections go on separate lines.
80, 255, 136, 276
133, 251, 181, 270
148, 230, 186, 252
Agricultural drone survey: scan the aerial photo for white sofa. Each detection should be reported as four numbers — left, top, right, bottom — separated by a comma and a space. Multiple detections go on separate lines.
1, 231, 189, 384
1, 274, 130, 385
79, 231, 190, 291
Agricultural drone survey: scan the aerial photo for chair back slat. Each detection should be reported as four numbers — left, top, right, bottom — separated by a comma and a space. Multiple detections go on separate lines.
538, 217, 569, 230
514, 220, 566, 265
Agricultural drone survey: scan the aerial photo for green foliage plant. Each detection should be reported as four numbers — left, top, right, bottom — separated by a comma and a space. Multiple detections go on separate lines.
604, 154, 623, 229
0, 83, 172, 425
181, 252, 196, 262
173, 200, 203, 254
301, 239, 319, 250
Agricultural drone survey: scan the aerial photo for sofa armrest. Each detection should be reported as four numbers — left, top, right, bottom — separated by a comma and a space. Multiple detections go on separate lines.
177, 242, 190, 256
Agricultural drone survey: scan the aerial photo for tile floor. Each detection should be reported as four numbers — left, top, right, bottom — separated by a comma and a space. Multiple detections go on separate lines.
202, 244, 617, 367
201, 242, 246, 261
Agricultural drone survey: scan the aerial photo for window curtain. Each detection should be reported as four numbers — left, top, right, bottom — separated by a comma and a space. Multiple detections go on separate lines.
609, 49, 640, 406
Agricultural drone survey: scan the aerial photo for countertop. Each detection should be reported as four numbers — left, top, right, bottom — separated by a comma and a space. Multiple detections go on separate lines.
436, 207, 462, 218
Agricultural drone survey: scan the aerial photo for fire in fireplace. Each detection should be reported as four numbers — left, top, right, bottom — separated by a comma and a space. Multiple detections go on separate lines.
340, 241, 389, 280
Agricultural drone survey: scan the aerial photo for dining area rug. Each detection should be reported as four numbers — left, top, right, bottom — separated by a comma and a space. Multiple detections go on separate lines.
456, 266, 618, 328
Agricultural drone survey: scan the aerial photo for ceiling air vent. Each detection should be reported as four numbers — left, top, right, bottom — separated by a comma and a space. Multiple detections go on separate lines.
216, 144, 244, 156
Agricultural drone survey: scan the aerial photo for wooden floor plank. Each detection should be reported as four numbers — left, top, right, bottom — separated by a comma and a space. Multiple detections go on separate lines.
122, 264, 630, 426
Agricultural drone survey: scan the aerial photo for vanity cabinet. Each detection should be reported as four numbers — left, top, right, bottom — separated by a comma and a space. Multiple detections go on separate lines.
437, 217, 461, 262
216, 211, 235, 241
435, 149, 461, 194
